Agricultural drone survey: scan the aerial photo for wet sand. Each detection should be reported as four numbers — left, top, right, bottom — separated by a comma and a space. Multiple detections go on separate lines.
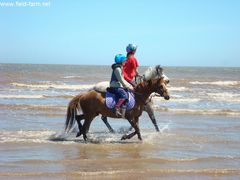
1, 143, 240, 180
1, 113, 240, 180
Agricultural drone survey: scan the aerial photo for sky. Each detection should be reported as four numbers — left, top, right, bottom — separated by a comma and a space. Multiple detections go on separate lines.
0, 0, 240, 67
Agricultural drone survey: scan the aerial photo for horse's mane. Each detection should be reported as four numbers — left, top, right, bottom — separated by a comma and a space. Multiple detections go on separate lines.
142, 65, 163, 81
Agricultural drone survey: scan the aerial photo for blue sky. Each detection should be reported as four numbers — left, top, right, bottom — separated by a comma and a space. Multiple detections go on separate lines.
0, 0, 240, 67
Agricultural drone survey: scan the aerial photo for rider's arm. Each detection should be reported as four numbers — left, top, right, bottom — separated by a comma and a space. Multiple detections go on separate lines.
135, 67, 139, 76
114, 68, 133, 89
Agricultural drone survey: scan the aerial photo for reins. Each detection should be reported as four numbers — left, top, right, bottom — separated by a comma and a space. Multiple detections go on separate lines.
131, 90, 148, 105
131, 79, 152, 105
130, 65, 165, 105
132, 67, 163, 105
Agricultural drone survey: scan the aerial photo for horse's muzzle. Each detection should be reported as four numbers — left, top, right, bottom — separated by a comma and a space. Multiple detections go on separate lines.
164, 95, 170, 100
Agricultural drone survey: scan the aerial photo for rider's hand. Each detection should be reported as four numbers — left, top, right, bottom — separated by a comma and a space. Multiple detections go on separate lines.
135, 70, 139, 77
129, 86, 134, 91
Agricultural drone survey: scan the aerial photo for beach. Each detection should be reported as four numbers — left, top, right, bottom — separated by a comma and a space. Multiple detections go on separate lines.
0, 64, 240, 179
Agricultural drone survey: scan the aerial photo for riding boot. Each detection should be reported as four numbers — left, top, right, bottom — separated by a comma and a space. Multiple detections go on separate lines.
115, 98, 126, 117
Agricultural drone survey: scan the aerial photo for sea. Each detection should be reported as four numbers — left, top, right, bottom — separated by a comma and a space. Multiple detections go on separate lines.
0, 63, 240, 179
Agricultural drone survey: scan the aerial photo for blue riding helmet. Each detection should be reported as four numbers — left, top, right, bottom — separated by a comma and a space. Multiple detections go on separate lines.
115, 54, 127, 64
126, 44, 137, 53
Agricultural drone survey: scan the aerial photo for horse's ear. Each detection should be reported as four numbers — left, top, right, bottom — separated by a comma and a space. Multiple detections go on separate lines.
156, 65, 163, 76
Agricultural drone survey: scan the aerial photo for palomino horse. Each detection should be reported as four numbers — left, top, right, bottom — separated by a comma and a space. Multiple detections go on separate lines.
77, 65, 170, 133
64, 70, 170, 141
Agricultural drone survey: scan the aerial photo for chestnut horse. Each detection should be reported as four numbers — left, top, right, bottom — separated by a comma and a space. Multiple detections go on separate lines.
64, 74, 170, 141
76, 65, 170, 133
92, 74, 170, 133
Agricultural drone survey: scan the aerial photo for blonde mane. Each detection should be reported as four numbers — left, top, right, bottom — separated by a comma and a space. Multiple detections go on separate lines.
142, 65, 163, 81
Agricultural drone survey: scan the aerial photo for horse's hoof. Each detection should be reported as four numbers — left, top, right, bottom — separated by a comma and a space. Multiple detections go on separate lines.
83, 135, 88, 141
121, 135, 128, 140
137, 134, 142, 141
76, 132, 82, 137
110, 129, 115, 134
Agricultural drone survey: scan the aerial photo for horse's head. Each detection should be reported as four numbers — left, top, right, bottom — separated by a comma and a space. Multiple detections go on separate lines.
162, 74, 170, 84
150, 77, 170, 100
142, 65, 169, 84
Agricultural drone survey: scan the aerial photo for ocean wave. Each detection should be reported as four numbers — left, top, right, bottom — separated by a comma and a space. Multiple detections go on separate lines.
62, 75, 84, 79
0, 130, 55, 144
155, 108, 240, 116
154, 92, 240, 103
207, 92, 240, 103
62, 75, 107, 81
190, 81, 239, 86
154, 97, 201, 103
168, 87, 190, 91
0, 94, 45, 99
0, 127, 173, 144
0, 130, 81, 144
0, 94, 75, 99
0, 104, 66, 112
11, 82, 94, 90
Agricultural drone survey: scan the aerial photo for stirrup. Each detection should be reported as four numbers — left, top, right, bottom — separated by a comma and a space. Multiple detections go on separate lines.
115, 108, 122, 117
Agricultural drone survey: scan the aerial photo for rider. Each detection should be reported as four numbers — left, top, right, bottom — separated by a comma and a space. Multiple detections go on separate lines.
123, 44, 160, 131
99, 45, 161, 132
123, 44, 139, 86
110, 54, 134, 117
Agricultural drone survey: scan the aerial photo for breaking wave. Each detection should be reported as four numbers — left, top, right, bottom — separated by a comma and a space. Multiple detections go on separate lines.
0, 128, 170, 144
0, 94, 45, 99
0, 94, 75, 99
190, 81, 239, 86
168, 87, 190, 91
207, 92, 240, 102
155, 107, 240, 116
11, 82, 94, 90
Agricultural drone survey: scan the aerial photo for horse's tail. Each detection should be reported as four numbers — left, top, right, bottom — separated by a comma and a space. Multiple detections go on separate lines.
64, 94, 83, 133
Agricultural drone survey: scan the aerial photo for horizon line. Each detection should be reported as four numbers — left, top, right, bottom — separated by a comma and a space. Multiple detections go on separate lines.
1, 62, 239, 68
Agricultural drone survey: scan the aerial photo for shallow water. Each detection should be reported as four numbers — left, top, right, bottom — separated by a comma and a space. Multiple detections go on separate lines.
0, 64, 240, 179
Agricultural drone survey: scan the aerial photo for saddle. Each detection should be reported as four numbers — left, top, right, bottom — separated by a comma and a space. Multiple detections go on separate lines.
105, 88, 135, 110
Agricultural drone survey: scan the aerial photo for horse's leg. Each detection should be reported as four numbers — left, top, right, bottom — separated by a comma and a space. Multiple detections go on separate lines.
144, 102, 160, 132
121, 118, 142, 141
76, 119, 83, 137
75, 114, 84, 137
121, 131, 137, 140
127, 102, 160, 133
81, 118, 93, 141
135, 118, 142, 140
101, 116, 115, 133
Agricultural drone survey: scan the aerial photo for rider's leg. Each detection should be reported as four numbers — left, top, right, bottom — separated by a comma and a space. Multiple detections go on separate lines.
115, 98, 126, 116
114, 88, 128, 117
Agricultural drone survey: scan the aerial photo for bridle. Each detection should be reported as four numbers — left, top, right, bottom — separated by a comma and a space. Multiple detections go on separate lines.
132, 76, 167, 105
133, 65, 165, 99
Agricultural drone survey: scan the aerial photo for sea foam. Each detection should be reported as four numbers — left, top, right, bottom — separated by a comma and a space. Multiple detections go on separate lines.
190, 81, 239, 86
